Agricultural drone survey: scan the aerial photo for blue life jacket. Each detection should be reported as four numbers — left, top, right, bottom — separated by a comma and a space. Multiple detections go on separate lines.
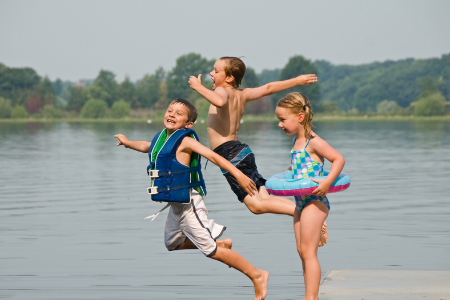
146, 128, 206, 203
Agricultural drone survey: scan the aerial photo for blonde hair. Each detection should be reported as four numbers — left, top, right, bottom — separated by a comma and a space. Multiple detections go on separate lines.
277, 92, 314, 137
219, 57, 246, 88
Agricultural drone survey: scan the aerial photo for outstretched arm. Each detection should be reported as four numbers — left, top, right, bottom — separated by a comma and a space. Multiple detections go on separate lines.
243, 74, 317, 102
114, 134, 151, 153
189, 74, 228, 108
181, 137, 256, 196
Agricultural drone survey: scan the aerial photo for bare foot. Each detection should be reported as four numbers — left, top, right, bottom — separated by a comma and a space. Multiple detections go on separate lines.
319, 221, 328, 247
253, 269, 269, 300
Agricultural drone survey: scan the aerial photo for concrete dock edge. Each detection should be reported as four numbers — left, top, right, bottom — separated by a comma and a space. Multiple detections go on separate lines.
319, 270, 450, 300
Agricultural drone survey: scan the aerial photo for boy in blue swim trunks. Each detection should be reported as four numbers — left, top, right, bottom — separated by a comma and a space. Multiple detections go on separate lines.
189, 57, 328, 245
115, 99, 268, 299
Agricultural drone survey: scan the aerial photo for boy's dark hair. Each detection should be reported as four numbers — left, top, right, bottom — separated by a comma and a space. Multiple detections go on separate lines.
220, 56, 246, 88
170, 98, 198, 123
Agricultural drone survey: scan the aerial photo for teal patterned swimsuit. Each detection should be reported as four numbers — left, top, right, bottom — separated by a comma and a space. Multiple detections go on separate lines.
291, 137, 330, 213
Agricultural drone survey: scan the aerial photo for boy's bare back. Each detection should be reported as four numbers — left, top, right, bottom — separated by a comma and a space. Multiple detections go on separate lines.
207, 86, 247, 150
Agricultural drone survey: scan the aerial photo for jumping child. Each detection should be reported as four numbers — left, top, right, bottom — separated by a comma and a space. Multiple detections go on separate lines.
275, 92, 345, 300
115, 98, 268, 300
189, 57, 328, 246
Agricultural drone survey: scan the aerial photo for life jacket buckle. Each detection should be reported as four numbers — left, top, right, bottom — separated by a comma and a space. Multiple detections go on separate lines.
149, 170, 159, 178
147, 186, 158, 195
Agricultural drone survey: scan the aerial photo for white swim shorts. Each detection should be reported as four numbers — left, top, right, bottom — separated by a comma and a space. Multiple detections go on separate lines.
164, 189, 226, 257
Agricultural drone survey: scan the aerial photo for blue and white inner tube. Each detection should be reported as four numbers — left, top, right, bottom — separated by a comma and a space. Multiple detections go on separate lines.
265, 170, 351, 196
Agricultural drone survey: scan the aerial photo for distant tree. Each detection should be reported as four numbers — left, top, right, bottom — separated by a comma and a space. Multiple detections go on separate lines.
0, 97, 12, 118
136, 67, 165, 108
42, 105, 62, 118
80, 99, 108, 118
377, 100, 400, 113
154, 81, 171, 110
79, 79, 94, 87
438, 53, 450, 100
25, 95, 43, 114
86, 84, 111, 103
243, 68, 270, 114
347, 108, 359, 115
241, 67, 259, 88
414, 93, 446, 116
67, 86, 88, 112
117, 77, 139, 108
313, 60, 334, 82
52, 79, 73, 107
166, 53, 214, 100
318, 101, 338, 114
258, 69, 281, 85
246, 96, 272, 115
34, 77, 56, 107
111, 100, 131, 118
418, 77, 439, 99
0, 64, 40, 105
194, 98, 210, 117
10, 105, 29, 118
316, 54, 450, 112
280, 55, 321, 102
23, 77, 56, 115
353, 84, 377, 112
93, 70, 118, 106
53, 79, 64, 96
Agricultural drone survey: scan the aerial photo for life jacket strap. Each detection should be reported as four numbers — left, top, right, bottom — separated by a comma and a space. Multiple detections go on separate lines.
147, 181, 203, 195
145, 202, 170, 222
146, 165, 200, 177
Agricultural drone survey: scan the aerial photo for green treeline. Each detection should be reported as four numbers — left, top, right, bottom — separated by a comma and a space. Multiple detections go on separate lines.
1, 52, 449, 119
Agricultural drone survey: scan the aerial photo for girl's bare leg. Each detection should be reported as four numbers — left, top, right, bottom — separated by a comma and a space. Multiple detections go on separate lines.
211, 247, 269, 300
294, 202, 328, 300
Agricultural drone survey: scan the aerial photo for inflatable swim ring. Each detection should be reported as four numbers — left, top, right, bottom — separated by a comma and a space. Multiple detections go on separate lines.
265, 170, 351, 196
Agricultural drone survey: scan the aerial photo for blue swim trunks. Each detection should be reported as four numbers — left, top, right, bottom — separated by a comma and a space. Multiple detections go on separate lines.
213, 140, 266, 202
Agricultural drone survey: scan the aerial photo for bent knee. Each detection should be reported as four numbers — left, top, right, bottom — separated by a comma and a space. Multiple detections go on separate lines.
164, 240, 174, 251
246, 203, 265, 215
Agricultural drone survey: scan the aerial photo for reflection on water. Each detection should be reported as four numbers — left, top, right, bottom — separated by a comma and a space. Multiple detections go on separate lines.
1, 120, 449, 300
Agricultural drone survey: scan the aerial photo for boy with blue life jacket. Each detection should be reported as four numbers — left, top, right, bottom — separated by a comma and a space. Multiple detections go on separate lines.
114, 98, 269, 300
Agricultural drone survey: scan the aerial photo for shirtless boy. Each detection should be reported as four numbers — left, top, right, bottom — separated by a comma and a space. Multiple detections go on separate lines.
189, 57, 327, 245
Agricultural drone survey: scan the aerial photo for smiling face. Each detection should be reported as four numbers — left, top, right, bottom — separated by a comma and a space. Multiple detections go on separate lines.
209, 59, 232, 90
275, 106, 303, 136
164, 102, 193, 133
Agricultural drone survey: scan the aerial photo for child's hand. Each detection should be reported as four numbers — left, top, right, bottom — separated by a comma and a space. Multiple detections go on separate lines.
311, 178, 331, 197
189, 74, 203, 90
297, 74, 317, 86
236, 173, 257, 196
114, 134, 128, 147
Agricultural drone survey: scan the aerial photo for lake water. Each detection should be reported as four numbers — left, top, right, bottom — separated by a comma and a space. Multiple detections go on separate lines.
1, 120, 449, 300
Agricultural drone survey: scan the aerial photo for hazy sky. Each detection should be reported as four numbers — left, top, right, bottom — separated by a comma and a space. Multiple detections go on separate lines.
1, 0, 449, 82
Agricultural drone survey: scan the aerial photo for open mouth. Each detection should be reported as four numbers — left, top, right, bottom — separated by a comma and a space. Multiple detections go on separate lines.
166, 119, 176, 124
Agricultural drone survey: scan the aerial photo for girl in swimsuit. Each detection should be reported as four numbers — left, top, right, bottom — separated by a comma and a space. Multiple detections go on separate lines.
275, 92, 345, 300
